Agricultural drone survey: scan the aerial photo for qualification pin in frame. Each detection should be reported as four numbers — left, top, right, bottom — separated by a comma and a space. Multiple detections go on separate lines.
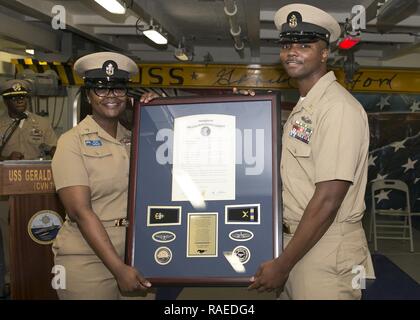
126, 94, 282, 286
147, 206, 182, 226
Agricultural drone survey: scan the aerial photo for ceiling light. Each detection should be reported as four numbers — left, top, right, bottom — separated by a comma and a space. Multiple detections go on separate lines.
174, 45, 192, 61
94, 0, 126, 14
143, 27, 168, 45
25, 49, 35, 55
174, 48, 189, 61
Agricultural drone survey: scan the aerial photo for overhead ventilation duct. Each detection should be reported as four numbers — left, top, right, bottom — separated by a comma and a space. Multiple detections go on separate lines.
376, 0, 418, 33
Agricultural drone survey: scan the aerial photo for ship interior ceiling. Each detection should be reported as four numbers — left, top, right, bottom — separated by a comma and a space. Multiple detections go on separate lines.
0, 0, 420, 300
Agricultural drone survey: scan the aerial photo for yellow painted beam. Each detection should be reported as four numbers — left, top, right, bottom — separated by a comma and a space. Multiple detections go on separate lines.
9, 60, 420, 94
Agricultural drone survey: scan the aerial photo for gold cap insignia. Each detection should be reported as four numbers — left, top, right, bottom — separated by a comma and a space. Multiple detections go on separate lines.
105, 63, 115, 76
289, 14, 298, 28
12, 83, 22, 92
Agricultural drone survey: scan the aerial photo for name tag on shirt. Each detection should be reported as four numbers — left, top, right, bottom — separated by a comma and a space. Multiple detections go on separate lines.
30, 128, 43, 137
289, 120, 313, 144
85, 139, 102, 147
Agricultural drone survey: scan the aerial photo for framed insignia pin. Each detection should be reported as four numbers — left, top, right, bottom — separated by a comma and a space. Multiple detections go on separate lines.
126, 94, 282, 285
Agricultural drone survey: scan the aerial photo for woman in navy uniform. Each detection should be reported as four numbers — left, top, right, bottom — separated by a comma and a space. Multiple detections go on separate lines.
52, 52, 153, 299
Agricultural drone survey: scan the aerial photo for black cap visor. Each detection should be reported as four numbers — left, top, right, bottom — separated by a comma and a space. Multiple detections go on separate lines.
2, 91, 29, 98
84, 78, 128, 89
279, 31, 328, 44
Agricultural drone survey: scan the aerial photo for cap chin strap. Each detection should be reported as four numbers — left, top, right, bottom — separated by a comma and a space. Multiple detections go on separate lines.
84, 79, 128, 89
279, 31, 329, 44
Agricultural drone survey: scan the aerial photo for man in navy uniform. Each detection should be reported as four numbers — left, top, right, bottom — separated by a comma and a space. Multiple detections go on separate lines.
0, 79, 57, 160
249, 3, 375, 300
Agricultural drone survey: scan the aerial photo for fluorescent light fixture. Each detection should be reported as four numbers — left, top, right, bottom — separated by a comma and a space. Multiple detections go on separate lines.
143, 27, 168, 45
94, 0, 126, 14
25, 49, 35, 55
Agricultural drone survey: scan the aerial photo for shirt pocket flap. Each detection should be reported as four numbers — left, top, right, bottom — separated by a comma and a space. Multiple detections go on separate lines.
287, 141, 311, 157
81, 144, 112, 158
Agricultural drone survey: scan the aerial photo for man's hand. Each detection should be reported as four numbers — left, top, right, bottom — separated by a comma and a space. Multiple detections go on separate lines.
248, 257, 289, 293
233, 87, 256, 96
8, 151, 24, 160
115, 264, 152, 293
140, 92, 160, 103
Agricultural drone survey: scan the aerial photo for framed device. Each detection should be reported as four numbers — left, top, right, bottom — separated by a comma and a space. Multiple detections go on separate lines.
126, 94, 282, 286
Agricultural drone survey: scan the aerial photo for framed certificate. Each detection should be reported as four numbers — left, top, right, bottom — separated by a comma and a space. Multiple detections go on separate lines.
126, 94, 282, 286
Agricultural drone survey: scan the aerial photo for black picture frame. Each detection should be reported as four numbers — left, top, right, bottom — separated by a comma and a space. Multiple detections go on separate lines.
126, 94, 282, 286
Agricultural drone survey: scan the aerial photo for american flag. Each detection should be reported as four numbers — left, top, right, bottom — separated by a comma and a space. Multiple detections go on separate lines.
354, 94, 420, 214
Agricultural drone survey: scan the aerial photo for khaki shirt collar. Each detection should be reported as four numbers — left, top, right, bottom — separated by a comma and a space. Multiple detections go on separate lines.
0, 110, 32, 122
79, 115, 128, 144
299, 71, 337, 114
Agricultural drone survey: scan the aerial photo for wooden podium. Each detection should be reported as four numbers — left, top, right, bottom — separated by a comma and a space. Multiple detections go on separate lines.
0, 160, 64, 299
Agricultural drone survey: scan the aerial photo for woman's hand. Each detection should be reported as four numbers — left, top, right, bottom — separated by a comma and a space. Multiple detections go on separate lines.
115, 264, 152, 293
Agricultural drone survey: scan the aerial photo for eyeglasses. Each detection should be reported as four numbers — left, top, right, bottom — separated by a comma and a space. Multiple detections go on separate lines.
4, 95, 27, 101
93, 87, 128, 97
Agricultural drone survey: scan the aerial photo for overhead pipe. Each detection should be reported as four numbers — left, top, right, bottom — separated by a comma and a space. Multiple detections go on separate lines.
224, 0, 244, 57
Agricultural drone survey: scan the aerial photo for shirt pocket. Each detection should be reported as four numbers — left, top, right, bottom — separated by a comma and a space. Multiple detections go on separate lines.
81, 144, 112, 158
286, 139, 311, 158
26, 127, 44, 144
81, 143, 115, 181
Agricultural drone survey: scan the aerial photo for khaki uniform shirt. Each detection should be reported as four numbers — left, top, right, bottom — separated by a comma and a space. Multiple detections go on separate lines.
51, 115, 131, 254
281, 71, 369, 224
0, 111, 57, 160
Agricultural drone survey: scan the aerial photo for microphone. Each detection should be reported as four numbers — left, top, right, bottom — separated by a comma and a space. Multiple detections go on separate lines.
15, 112, 28, 121
39, 143, 53, 157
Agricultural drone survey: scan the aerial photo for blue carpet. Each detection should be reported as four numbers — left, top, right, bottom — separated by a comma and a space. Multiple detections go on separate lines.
363, 254, 420, 300
155, 287, 183, 300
